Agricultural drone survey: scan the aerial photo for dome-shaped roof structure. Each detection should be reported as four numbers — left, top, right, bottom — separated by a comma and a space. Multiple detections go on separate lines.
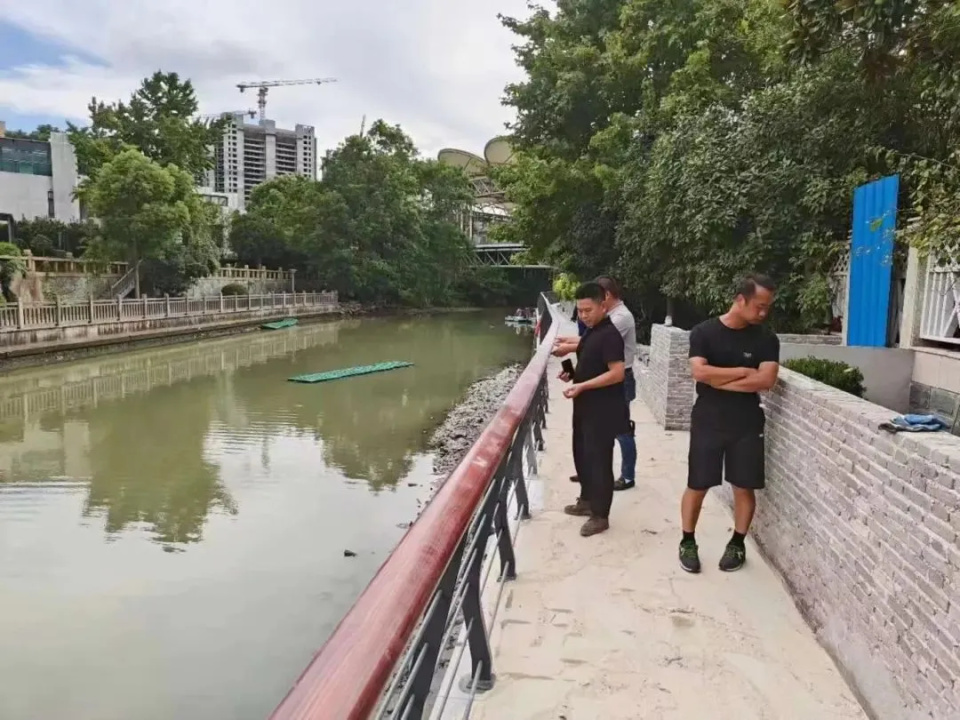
484, 137, 514, 166
437, 148, 487, 176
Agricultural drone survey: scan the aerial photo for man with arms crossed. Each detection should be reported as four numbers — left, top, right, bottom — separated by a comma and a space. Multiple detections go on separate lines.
554, 277, 638, 490
680, 275, 780, 574
559, 282, 629, 537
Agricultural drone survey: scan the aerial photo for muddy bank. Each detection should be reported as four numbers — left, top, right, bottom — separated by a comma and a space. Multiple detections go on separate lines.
429, 364, 524, 477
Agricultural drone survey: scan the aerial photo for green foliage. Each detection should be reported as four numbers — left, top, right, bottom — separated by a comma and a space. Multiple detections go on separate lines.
12, 217, 97, 257
783, 357, 866, 398
83, 149, 220, 296
497, 0, 960, 328
68, 71, 224, 179
551, 272, 579, 300
230, 121, 480, 307
0, 242, 24, 302
4, 124, 61, 141
220, 283, 248, 296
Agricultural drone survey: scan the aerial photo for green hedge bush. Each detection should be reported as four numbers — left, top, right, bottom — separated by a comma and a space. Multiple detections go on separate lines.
220, 283, 248, 296
782, 357, 865, 398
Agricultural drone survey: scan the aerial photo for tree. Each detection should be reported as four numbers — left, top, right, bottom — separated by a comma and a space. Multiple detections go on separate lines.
4, 124, 62, 141
232, 120, 479, 306
68, 71, 224, 179
12, 217, 97, 257
83, 149, 220, 296
784, 0, 960, 263
497, 0, 960, 330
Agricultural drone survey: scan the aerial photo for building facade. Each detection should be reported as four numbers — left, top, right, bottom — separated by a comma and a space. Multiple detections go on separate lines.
200, 114, 317, 212
0, 122, 81, 227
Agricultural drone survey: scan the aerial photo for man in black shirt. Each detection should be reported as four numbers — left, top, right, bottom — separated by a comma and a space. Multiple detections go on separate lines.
560, 282, 629, 537
680, 275, 780, 573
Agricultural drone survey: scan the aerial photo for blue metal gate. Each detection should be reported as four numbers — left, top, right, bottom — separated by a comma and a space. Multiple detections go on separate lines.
847, 175, 899, 347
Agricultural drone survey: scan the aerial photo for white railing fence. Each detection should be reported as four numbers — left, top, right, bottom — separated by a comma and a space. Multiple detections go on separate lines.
0, 292, 338, 332
919, 256, 960, 345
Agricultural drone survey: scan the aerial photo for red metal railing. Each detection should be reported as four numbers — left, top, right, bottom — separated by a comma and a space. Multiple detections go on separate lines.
269, 298, 560, 720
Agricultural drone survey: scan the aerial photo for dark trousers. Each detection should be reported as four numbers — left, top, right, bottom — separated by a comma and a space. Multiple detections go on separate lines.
572, 411, 617, 519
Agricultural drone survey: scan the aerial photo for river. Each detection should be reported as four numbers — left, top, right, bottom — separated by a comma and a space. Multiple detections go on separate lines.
0, 311, 532, 720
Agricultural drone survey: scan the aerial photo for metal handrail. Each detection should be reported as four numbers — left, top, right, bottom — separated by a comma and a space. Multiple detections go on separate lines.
268, 293, 561, 720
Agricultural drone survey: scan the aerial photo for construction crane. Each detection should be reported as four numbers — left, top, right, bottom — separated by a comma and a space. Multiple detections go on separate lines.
236, 78, 337, 122
198, 110, 256, 121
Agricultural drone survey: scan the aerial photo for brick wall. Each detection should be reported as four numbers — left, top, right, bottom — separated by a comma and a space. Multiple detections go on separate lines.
639, 323, 960, 719
777, 332, 841, 345
733, 370, 960, 720
637, 325, 847, 431
636, 324, 694, 430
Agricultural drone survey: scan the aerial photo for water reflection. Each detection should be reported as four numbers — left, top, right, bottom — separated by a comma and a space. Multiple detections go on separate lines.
0, 312, 529, 720
0, 314, 528, 548
0, 324, 342, 548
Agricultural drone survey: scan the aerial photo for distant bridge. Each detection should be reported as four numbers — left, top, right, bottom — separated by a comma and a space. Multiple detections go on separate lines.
473, 243, 552, 269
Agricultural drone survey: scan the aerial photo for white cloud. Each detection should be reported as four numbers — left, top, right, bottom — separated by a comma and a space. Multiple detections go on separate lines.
0, 0, 532, 157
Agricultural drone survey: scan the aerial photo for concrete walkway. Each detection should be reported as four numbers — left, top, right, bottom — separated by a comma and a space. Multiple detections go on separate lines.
467, 351, 868, 720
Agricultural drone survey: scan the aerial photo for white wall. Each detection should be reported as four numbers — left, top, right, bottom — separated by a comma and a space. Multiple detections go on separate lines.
48, 132, 80, 222
0, 172, 53, 221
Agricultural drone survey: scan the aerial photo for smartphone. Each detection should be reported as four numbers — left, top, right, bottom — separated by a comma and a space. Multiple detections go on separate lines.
561, 359, 575, 376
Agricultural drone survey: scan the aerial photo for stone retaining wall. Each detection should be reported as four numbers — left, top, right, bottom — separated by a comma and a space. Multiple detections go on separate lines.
638, 323, 960, 720
0, 304, 338, 360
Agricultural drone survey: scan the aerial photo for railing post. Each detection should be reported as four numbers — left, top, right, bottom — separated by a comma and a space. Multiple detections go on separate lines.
55, 296, 62, 327
459, 484, 498, 695
165, 294, 170, 318
117, 296, 123, 321
220, 293, 224, 314
290, 268, 296, 294
397, 539, 465, 719
494, 455, 520, 575
142, 295, 147, 319
506, 425, 532, 522
88, 295, 94, 324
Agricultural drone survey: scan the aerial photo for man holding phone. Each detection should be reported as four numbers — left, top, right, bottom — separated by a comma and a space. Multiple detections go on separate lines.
554, 277, 637, 490
558, 282, 629, 537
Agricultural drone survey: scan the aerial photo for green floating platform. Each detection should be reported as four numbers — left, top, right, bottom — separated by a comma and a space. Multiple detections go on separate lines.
288, 361, 414, 384
262, 318, 299, 330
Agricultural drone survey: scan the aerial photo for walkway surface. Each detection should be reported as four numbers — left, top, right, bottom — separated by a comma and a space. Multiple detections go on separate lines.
466, 347, 868, 719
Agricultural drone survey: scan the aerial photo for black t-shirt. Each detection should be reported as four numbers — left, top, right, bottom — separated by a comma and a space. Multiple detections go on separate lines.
573, 316, 628, 431
688, 318, 780, 429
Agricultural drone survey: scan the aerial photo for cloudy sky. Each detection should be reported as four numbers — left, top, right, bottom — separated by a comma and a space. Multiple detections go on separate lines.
0, 0, 535, 158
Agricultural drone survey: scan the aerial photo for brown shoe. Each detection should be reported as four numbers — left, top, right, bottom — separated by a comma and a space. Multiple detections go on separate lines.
580, 517, 609, 537
563, 498, 591, 517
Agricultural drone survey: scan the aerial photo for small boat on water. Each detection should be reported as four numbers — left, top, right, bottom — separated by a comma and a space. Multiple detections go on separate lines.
504, 315, 534, 325
262, 318, 299, 330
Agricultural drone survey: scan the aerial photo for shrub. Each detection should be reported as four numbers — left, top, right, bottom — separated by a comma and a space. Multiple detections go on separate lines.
783, 357, 865, 397
551, 272, 579, 301
220, 283, 248, 296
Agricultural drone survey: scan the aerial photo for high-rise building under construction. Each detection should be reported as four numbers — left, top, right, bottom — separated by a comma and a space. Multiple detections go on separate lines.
200, 114, 316, 212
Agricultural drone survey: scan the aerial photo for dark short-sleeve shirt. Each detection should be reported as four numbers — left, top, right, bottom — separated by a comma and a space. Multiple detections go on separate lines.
688, 318, 780, 430
573, 316, 629, 432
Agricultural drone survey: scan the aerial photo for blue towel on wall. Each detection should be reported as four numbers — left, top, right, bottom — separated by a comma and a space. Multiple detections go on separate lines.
879, 414, 948, 433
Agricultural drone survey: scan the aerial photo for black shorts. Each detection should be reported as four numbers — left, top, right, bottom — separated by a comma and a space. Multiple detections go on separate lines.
687, 417, 765, 491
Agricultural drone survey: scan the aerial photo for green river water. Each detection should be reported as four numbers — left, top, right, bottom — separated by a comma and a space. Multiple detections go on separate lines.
0, 311, 531, 720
